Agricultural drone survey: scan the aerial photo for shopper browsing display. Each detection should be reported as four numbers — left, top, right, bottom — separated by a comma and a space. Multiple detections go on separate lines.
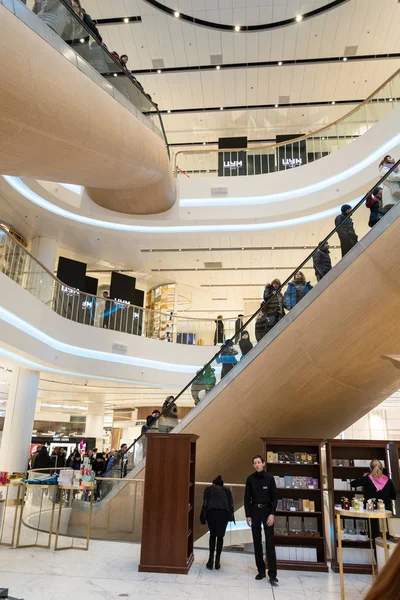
350, 458, 396, 546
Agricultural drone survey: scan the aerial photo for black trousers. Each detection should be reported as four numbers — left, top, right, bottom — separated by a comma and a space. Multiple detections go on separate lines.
251, 507, 277, 578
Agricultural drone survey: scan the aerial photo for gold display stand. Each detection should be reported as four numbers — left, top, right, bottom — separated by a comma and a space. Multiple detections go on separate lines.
335, 508, 392, 599
16, 484, 57, 549
0, 483, 23, 547
54, 485, 94, 551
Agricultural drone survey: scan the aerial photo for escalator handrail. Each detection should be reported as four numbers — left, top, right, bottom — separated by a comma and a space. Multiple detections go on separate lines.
123, 159, 400, 467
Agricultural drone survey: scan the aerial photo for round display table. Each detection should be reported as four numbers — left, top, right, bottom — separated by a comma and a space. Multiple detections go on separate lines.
334, 507, 392, 600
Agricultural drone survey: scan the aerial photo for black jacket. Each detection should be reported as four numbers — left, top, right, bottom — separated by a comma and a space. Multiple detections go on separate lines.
263, 286, 284, 317
351, 476, 396, 510
34, 447, 51, 470
244, 471, 278, 517
200, 485, 235, 524
92, 459, 106, 477
335, 213, 358, 241
313, 248, 332, 279
239, 338, 253, 356
214, 320, 224, 345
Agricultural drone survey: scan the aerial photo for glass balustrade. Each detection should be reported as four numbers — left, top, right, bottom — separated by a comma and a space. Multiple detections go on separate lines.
0, 225, 250, 346
22, 0, 167, 145
173, 69, 400, 178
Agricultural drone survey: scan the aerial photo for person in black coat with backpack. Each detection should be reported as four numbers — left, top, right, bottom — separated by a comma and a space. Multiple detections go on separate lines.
200, 475, 235, 570
313, 241, 332, 281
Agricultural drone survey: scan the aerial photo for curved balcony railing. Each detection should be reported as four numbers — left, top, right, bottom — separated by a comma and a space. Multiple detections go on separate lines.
173, 67, 400, 177
0, 224, 254, 346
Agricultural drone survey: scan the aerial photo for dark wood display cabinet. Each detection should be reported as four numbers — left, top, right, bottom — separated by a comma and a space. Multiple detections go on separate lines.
326, 439, 389, 574
262, 438, 328, 572
139, 433, 198, 574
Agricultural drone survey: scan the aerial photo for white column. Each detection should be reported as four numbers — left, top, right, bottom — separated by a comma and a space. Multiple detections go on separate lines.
0, 367, 39, 473
85, 396, 106, 450
30, 237, 58, 305
31, 237, 58, 272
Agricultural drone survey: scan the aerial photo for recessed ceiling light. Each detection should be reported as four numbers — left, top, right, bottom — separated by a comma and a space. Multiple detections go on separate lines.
220, 107, 224, 110
389, 98, 393, 102
207, 170, 209, 173
331, 101, 335, 105
275, 104, 279, 108
80, 38, 85, 43
203, 142, 206, 145
234, 25, 240, 32
149, 249, 152, 252
174, 11, 180, 17
123, 17, 129, 23
216, 65, 221, 70
179, 248, 182, 251
342, 57, 347, 61
278, 61, 283, 66
295, 15, 303, 22
157, 69, 162, 73
167, 109, 171, 113
322, 137, 325, 140
113, 73, 118, 77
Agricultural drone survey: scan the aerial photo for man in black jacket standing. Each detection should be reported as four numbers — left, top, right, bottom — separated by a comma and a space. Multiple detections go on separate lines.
313, 241, 332, 282
245, 455, 278, 583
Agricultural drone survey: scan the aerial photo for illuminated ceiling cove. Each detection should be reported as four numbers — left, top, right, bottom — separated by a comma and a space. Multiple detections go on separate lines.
143, 0, 350, 32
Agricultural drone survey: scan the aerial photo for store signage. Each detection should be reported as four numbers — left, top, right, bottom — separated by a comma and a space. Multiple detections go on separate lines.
281, 158, 302, 168
61, 284, 79, 296
223, 160, 243, 169
82, 300, 93, 309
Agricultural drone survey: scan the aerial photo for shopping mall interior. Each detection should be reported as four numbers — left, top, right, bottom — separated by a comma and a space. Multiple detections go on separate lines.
1, 0, 400, 598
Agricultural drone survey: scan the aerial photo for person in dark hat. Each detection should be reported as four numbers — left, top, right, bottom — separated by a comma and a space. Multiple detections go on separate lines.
313, 241, 332, 281
200, 475, 235, 570
334, 204, 358, 257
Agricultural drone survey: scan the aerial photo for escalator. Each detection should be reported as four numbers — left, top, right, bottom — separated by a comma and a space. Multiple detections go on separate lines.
0, 0, 174, 214
70, 162, 400, 539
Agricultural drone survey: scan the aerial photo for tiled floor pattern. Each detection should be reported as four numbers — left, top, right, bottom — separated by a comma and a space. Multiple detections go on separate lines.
0, 540, 372, 600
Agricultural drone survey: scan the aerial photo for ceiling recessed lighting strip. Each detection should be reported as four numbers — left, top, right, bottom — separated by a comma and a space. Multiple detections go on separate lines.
3, 174, 365, 232
0, 347, 183, 389
142, 0, 350, 32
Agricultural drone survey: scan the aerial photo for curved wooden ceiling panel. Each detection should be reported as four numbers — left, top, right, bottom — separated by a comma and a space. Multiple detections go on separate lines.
0, 5, 175, 215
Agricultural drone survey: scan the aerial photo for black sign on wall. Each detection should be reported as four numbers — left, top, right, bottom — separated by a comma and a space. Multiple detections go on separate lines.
110, 272, 136, 304
57, 256, 86, 290
218, 136, 247, 177
276, 134, 306, 171
84, 276, 98, 296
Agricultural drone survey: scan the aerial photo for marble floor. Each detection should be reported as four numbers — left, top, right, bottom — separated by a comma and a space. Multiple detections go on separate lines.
0, 540, 373, 600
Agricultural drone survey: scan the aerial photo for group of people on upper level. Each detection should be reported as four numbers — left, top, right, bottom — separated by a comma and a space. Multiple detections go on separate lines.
30, 0, 154, 105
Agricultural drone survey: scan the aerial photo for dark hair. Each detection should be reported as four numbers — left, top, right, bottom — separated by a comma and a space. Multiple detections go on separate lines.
96, 453, 104, 459
152, 409, 161, 415
120, 443, 127, 449
252, 455, 265, 464
379, 155, 393, 169
213, 475, 224, 486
